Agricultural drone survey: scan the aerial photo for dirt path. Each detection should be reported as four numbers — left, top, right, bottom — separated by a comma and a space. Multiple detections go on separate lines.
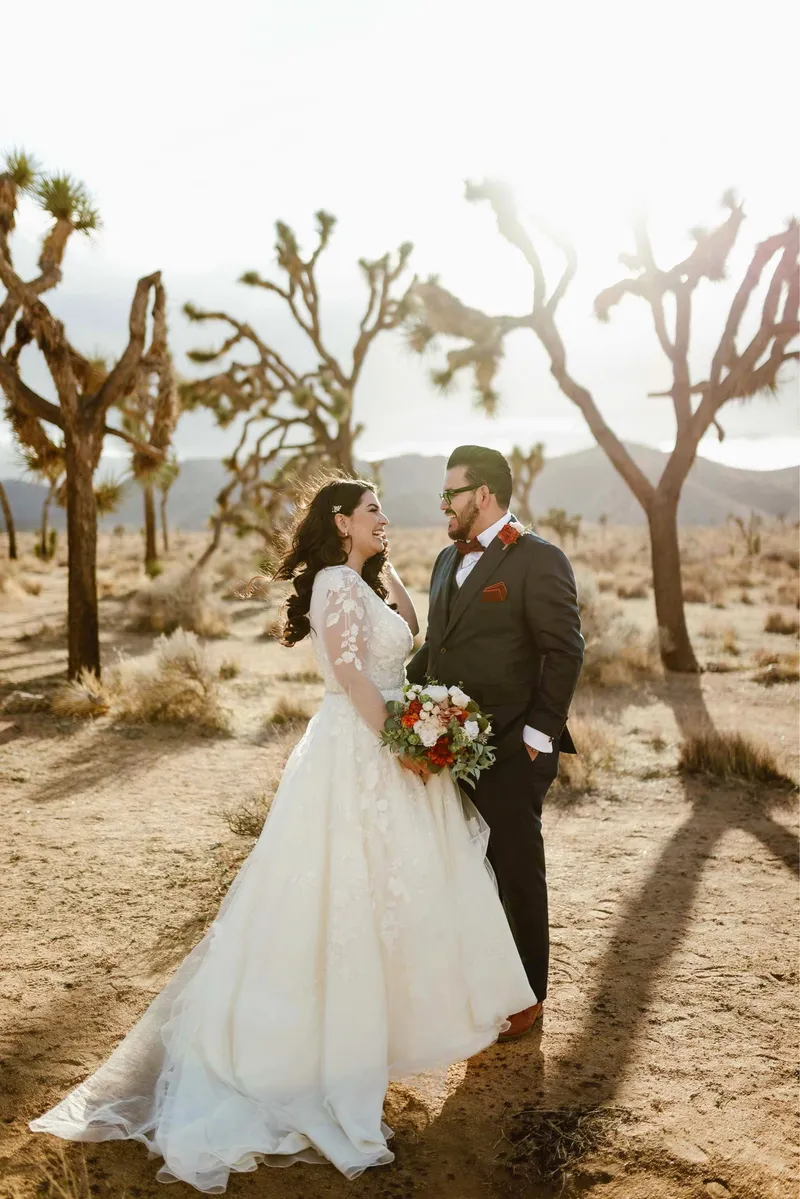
1, 559, 798, 1198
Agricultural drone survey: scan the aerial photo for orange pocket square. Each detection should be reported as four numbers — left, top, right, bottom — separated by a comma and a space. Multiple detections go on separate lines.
481, 582, 508, 603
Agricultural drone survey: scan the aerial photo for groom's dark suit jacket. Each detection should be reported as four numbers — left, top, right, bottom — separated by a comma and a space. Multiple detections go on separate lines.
406, 528, 584, 764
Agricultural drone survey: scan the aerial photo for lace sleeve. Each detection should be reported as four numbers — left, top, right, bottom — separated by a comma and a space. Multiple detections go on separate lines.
319, 569, 389, 736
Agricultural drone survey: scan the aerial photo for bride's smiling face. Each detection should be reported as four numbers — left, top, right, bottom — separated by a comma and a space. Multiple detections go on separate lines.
336, 490, 389, 558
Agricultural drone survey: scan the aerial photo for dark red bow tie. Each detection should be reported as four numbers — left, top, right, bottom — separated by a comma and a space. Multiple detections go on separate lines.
454, 539, 485, 556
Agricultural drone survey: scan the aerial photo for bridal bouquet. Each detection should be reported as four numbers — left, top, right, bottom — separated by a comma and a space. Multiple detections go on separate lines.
381, 681, 495, 784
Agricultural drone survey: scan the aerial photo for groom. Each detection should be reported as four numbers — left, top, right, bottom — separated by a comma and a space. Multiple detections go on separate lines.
407, 445, 584, 1038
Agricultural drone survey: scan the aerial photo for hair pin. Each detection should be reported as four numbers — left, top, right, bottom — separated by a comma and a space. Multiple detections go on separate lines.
332, 504, 342, 513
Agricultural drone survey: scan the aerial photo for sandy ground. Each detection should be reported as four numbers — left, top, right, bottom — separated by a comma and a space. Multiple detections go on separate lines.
0, 531, 798, 1199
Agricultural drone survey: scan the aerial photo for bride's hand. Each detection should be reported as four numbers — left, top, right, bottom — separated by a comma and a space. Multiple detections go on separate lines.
398, 755, 430, 784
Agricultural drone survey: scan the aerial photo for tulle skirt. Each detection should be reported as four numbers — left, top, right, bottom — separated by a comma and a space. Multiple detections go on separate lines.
29, 692, 536, 1192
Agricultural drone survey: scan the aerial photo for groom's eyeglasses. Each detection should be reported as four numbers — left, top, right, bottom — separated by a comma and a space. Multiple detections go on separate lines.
439, 484, 483, 506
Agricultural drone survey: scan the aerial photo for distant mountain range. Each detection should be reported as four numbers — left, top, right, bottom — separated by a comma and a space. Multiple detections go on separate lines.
1, 444, 797, 531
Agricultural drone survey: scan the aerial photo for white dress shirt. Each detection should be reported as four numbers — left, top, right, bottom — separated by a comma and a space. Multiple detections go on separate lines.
454, 512, 553, 754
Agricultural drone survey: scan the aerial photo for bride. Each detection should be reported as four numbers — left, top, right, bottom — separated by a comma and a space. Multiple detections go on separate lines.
29, 475, 536, 1193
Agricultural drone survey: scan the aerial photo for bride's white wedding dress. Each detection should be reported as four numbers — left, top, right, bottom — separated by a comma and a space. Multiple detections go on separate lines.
30, 565, 535, 1193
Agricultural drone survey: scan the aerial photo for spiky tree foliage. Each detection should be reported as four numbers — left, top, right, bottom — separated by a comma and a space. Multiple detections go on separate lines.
409, 182, 799, 671
0, 149, 172, 676
509, 441, 545, 525
184, 211, 414, 567
114, 284, 180, 572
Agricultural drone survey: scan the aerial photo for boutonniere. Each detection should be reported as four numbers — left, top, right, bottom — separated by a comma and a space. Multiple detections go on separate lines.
497, 520, 524, 550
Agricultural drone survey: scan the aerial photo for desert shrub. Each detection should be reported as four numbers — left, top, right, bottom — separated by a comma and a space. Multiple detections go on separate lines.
773, 581, 800, 608
553, 716, 618, 795
616, 581, 648, 599
752, 651, 800, 686
261, 614, 284, 640
595, 574, 615, 593
720, 627, 740, 656
678, 730, 794, 786
51, 669, 111, 718
112, 630, 231, 731
499, 1105, 631, 1190
128, 569, 230, 638
764, 611, 799, 636
576, 574, 660, 687
220, 790, 272, 838
682, 583, 708, 604
266, 696, 311, 727
275, 669, 322, 684
218, 658, 241, 680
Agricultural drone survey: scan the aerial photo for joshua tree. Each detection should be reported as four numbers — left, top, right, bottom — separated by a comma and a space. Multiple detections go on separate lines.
114, 289, 180, 574
0, 480, 16, 559
0, 149, 171, 676
509, 441, 544, 524
409, 182, 799, 671
17, 441, 65, 560
157, 455, 180, 553
184, 211, 414, 566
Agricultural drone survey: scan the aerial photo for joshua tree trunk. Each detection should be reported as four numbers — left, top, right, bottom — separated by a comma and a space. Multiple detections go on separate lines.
142, 481, 158, 571
0, 480, 17, 559
64, 432, 100, 678
39, 484, 54, 559
647, 494, 699, 672
160, 489, 169, 553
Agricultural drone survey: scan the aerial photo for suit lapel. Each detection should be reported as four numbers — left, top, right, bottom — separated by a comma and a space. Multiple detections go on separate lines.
445, 535, 507, 636
430, 545, 459, 637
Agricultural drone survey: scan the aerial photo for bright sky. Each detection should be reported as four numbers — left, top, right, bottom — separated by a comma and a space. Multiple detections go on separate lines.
3, 0, 798, 471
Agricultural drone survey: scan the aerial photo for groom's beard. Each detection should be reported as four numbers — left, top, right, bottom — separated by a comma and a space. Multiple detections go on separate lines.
447, 497, 480, 543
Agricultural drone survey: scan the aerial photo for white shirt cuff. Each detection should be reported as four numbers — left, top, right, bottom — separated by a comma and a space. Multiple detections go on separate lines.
523, 725, 553, 753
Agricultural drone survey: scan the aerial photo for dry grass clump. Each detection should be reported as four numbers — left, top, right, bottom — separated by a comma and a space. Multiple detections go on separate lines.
128, 569, 230, 638
112, 630, 231, 731
681, 562, 726, 606
719, 627, 740, 656
261, 614, 285, 640
220, 790, 273, 838
678, 730, 794, 787
553, 716, 618, 796
275, 668, 322, 684
499, 1104, 630, 1189
764, 610, 799, 636
218, 658, 241, 679
51, 669, 111, 718
266, 695, 312, 727
773, 581, 799, 608
616, 580, 648, 599
577, 575, 661, 687
751, 650, 800, 686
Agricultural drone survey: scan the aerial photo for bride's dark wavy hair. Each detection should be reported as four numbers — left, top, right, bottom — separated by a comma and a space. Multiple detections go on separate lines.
271, 473, 389, 647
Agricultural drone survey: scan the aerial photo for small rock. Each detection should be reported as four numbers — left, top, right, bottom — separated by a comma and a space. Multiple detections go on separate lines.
704, 1182, 731, 1198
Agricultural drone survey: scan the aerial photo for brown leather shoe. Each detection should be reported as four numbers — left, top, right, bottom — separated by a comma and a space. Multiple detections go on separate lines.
497, 1001, 544, 1042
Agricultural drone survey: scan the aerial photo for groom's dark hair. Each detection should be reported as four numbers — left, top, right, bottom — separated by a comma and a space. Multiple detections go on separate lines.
447, 445, 513, 508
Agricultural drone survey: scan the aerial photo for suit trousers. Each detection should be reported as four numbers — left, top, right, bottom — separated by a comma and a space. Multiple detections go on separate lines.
470, 744, 558, 1004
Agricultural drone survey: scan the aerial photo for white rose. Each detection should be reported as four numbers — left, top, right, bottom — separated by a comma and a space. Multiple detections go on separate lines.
464, 720, 480, 741
424, 684, 449, 703
417, 724, 440, 748
448, 685, 470, 708
422, 701, 434, 712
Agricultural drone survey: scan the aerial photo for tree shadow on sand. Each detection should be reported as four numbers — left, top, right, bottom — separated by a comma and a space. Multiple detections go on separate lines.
429, 672, 798, 1195
549, 674, 797, 1100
